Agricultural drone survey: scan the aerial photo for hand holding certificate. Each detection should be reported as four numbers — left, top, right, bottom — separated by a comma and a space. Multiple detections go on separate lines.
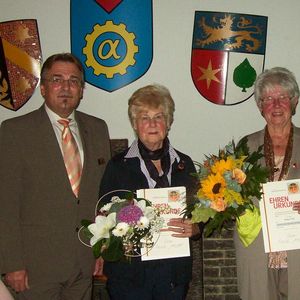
137, 186, 190, 261
260, 179, 300, 252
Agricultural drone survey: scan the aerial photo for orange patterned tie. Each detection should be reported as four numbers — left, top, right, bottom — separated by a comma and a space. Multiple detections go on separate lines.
58, 119, 82, 197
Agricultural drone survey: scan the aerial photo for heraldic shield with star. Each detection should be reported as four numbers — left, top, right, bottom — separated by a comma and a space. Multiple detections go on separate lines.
191, 12, 268, 105
0, 19, 42, 111
71, 0, 153, 92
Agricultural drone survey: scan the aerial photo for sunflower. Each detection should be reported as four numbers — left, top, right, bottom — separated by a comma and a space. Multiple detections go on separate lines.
211, 157, 234, 175
200, 172, 226, 201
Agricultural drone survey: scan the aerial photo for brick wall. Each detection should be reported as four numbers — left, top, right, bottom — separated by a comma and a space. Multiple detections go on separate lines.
187, 238, 204, 299
203, 222, 240, 300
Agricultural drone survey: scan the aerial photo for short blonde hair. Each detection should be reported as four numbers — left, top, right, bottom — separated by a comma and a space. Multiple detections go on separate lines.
128, 84, 175, 129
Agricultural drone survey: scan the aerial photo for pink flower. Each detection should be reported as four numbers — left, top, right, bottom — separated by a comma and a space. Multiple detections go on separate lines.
117, 205, 143, 225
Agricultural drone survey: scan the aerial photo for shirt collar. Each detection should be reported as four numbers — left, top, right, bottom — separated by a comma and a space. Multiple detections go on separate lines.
44, 104, 76, 126
125, 139, 180, 163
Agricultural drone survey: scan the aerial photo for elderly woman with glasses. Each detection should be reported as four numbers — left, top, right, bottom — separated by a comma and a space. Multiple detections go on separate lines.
99, 84, 200, 300
234, 67, 300, 300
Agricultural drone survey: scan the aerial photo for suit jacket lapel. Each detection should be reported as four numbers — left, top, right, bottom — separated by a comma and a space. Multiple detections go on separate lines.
36, 106, 73, 191
75, 112, 93, 193
75, 112, 88, 166
37, 106, 65, 164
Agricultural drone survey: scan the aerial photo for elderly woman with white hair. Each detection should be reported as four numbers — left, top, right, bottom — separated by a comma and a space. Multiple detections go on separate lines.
234, 67, 300, 300
99, 84, 200, 300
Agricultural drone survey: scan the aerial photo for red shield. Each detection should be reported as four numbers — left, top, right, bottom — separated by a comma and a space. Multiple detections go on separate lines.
0, 19, 42, 111
191, 12, 268, 106
95, 0, 122, 13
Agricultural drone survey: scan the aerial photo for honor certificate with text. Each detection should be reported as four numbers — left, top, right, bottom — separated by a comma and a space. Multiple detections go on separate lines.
260, 179, 300, 252
136, 186, 190, 261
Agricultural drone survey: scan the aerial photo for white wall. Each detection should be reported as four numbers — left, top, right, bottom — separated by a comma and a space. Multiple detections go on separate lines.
1, 0, 299, 161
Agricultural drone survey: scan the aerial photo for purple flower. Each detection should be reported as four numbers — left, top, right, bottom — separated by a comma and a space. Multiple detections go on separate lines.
117, 205, 143, 225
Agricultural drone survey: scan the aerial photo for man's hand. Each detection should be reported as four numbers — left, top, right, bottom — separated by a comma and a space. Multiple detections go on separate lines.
4, 270, 29, 292
293, 201, 300, 213
93, 258, 104, 277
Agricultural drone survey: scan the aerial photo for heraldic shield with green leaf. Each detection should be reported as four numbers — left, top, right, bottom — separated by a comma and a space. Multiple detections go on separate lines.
191, 11, 268, 105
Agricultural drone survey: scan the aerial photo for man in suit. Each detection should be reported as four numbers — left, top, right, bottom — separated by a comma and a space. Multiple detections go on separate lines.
0, 53, 111, 299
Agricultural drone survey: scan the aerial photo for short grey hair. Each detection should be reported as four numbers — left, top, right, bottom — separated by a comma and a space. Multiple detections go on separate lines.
254, 67, 299, 114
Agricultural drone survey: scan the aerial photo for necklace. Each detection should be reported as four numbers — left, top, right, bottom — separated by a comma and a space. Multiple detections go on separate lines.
273, 156, 284, 173
264, 125, 293, 181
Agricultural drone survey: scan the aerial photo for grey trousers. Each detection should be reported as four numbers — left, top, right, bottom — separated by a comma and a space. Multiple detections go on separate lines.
268, 268, 288, 300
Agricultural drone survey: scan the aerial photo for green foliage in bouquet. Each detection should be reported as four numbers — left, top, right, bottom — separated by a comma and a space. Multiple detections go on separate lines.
185, 138, 269, 237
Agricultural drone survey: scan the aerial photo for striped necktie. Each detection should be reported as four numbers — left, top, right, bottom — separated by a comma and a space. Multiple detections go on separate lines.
58, 119, 82, 197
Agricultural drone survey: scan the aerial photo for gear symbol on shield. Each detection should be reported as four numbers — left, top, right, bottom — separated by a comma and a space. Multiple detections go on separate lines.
83, 21, 139, 78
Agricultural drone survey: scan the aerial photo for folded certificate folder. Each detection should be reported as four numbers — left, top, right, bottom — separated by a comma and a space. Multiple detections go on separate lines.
137, 186, 190, 260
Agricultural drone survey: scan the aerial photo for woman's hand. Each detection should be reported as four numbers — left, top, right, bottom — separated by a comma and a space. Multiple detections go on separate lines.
293, 201, 300, 213
165, 217, 200, 238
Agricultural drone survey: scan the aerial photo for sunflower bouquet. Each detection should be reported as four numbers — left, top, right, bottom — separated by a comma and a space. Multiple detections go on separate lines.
80, 191, 164, 262
186, 138, 269, 237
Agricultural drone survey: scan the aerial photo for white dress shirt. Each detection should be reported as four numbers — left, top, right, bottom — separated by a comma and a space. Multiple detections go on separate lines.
44, 104, 84, 166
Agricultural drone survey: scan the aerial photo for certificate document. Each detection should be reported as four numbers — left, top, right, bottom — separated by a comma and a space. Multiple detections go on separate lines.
260, 179, 300, 252
136, 186, 190, 261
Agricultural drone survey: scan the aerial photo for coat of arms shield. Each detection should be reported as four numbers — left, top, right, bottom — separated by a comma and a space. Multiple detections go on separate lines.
71, 0, 153, 92
0, 19, 42, 111
191, 12, 268, 105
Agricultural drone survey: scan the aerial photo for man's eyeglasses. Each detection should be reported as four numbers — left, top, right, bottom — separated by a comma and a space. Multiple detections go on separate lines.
137, 113, 166, 124
261, 95, 292, 105
43, 76, 82, 88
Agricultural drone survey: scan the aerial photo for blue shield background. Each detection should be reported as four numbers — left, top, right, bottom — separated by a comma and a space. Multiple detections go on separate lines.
71, 0, 153, 92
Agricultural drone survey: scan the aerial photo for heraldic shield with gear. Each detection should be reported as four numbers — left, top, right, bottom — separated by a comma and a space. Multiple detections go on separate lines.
0, 19, 42, 111
71, 0, 153, 92
191, 11, 268, 105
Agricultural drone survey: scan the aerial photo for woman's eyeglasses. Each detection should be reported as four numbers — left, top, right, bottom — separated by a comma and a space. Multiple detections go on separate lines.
137, 113, 166, 124
261, 95, 292, 105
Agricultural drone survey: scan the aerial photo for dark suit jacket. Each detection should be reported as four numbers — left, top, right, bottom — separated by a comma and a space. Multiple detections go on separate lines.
99, 147, 197, 287
0, 106, 111, 283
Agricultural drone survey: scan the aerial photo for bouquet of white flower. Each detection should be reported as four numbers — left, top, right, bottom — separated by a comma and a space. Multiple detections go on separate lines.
80, 191, 164, 261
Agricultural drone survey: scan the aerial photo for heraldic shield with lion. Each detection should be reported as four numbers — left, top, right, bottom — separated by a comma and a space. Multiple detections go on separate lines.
191, 11, 268, 105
